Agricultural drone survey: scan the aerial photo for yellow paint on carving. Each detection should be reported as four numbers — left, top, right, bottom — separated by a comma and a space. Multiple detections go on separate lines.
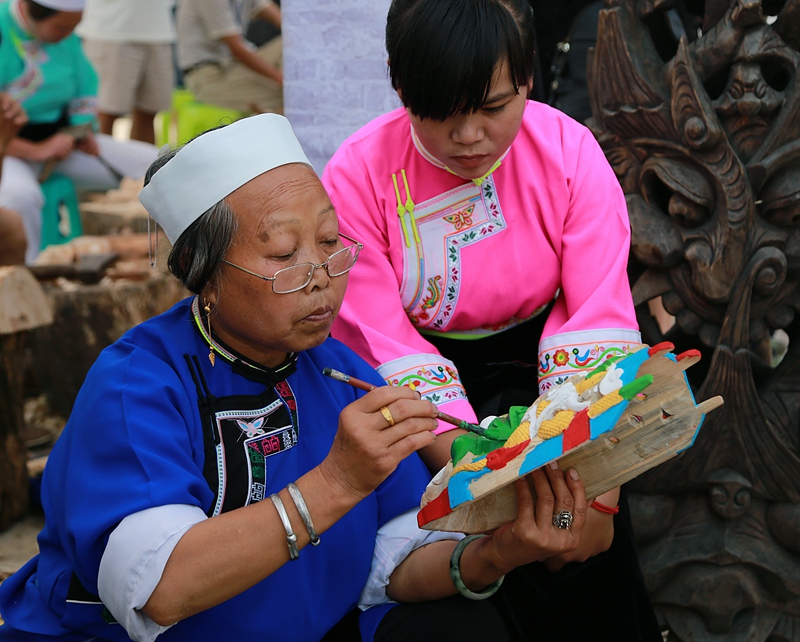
588, 391, 624, 418
536, 401, 550, 417
505, 420, 531, 448
452, 459, 488, 475
537, 410, 575, 440
575, 371, 605, 395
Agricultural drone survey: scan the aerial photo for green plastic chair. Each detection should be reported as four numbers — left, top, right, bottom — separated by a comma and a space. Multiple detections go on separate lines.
39, 173, 82, 250
156, 88, 196, 147
175, 100, 247, 145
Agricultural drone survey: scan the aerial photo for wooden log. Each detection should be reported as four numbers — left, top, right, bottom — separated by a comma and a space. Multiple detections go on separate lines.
0, 267, 54, 531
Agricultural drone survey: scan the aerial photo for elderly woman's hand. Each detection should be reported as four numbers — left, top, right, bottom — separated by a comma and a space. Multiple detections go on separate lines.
320, 386, 438, 500
485, 463, 588, 571
385, 463, 588, 604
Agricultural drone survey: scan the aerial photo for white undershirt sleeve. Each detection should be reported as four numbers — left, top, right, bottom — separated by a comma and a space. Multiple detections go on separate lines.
98, 504, 208, 642
358, 509, 464, 610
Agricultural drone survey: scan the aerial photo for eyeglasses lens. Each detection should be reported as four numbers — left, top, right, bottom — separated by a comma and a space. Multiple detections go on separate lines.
272, 244, 359, 294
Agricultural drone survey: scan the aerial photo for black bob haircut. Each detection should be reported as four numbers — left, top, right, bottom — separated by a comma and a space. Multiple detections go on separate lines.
23, 0, 59, 20
386, 0, 535, 121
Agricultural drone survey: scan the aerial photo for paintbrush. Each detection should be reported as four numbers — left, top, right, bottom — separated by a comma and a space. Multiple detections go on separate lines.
322, 367, 487, 436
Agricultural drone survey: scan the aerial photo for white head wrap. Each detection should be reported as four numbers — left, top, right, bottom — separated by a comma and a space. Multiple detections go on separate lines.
33, 0, 85, 10
139, 114, 313, 245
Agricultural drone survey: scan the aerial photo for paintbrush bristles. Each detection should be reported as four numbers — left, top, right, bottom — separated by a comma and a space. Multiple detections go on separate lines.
322, 368, 375, 392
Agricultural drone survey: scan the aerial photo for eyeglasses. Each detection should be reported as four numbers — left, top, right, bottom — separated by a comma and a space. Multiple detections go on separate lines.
222, 233, 364, 294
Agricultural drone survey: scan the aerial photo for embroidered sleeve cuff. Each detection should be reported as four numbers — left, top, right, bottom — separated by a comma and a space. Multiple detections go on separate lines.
358, 509, 463, 611
538, 328, 642, 393
376, 353, 468, 405
98, 504, 208, 642
376, 353, 475, 434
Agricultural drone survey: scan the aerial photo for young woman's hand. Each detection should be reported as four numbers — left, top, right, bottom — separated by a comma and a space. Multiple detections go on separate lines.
321, 386, 438, 501
486, 463, 588, 571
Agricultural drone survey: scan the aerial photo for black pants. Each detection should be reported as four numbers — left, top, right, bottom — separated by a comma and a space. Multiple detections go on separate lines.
322, 596, 510, 642
425, 318, 664, 642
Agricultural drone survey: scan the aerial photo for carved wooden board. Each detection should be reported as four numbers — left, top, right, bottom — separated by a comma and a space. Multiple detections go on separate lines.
418, 343, 723, 533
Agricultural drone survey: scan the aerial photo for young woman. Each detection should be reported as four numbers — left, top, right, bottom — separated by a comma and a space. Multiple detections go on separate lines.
322, 1, 663, 639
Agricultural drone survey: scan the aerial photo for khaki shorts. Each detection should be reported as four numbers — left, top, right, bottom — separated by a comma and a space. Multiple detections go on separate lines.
83, 40, 175, 115
184, 37, 283, 114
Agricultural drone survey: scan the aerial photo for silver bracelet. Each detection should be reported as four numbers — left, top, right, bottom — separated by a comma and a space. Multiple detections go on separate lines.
286, 483, 320, 546
449, 534, 504, 600
270, 493, 299, 561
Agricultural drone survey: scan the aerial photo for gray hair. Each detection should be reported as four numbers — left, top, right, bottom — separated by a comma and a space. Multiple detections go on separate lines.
144, 146, 239, 294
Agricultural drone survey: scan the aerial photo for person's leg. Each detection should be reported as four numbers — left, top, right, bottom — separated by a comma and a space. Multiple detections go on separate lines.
0, 156, 44, 264
83, 40, 142, 136
56, 135, 158, 192
131, 43, 175, 145
129, 108, 157, 145
96, 112, 118, 137
373, 596, 511, 642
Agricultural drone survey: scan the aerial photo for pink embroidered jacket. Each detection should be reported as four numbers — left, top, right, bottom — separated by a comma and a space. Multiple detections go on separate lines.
323, 101, 640, 431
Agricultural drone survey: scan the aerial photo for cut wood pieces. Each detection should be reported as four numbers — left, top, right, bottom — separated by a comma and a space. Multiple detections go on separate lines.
418, 342, 723, 533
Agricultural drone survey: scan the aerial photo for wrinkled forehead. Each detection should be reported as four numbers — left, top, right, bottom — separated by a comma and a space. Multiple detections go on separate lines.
228, 165, 335, 238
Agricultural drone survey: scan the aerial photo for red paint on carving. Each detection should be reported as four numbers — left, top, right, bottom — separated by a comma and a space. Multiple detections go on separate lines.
487, 440, 530, 470
676, 349, 701, 362
648, 342, 675, 356
563, 408, 590, 450
417, 488, 452, 527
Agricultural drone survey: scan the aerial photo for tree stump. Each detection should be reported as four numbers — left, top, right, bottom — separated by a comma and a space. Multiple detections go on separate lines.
0, 267, 53, 531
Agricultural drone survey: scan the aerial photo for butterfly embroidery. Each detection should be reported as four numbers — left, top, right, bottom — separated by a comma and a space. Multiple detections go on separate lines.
237, 417, 267, 439
444, 205, 475, 230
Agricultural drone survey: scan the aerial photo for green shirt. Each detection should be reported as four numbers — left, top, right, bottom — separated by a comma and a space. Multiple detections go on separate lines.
0, 0, 97, 127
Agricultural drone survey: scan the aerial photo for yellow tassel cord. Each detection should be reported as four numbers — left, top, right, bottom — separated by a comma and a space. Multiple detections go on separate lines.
587, 391, 625, 418
452, 458, 488, 475
575, 371, 605, 395
504, 420, 532, 448
537, 410, 576, 440
536, 401, 550, 417
392, 170, 419, 248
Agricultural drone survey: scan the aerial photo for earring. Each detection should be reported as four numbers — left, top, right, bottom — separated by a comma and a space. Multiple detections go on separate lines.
204, 299, 216, 366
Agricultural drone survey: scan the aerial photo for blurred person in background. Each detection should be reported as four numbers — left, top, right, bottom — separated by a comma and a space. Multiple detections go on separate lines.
176, 0, 282, 114
0, 0, 158, 264
77, 0, 176, 145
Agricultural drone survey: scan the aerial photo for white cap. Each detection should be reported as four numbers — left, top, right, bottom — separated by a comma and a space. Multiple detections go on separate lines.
34, 0, 85, 10
139, 114, 313, 245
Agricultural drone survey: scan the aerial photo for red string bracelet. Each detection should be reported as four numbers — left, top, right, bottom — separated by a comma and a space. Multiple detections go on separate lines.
591, 500, 620, 515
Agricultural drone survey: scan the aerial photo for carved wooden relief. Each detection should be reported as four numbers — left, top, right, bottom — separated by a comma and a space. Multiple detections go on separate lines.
587, 1, 800, 640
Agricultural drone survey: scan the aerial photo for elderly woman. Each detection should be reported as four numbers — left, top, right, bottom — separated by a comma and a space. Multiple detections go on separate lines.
0, 114, 588, 642
0, 0, 157, 263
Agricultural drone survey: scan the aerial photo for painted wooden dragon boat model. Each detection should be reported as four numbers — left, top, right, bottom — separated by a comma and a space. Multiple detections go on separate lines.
418, 342, 723, 533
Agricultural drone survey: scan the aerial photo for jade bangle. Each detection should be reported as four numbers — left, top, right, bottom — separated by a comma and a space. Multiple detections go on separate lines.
449, 534, 504, 600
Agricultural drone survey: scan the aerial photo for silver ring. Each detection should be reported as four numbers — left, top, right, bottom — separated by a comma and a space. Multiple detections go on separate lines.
552, 510, 574, 530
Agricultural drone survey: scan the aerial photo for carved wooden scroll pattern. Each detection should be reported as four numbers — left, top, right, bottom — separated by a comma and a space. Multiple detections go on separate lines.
587, 1, 800, 640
